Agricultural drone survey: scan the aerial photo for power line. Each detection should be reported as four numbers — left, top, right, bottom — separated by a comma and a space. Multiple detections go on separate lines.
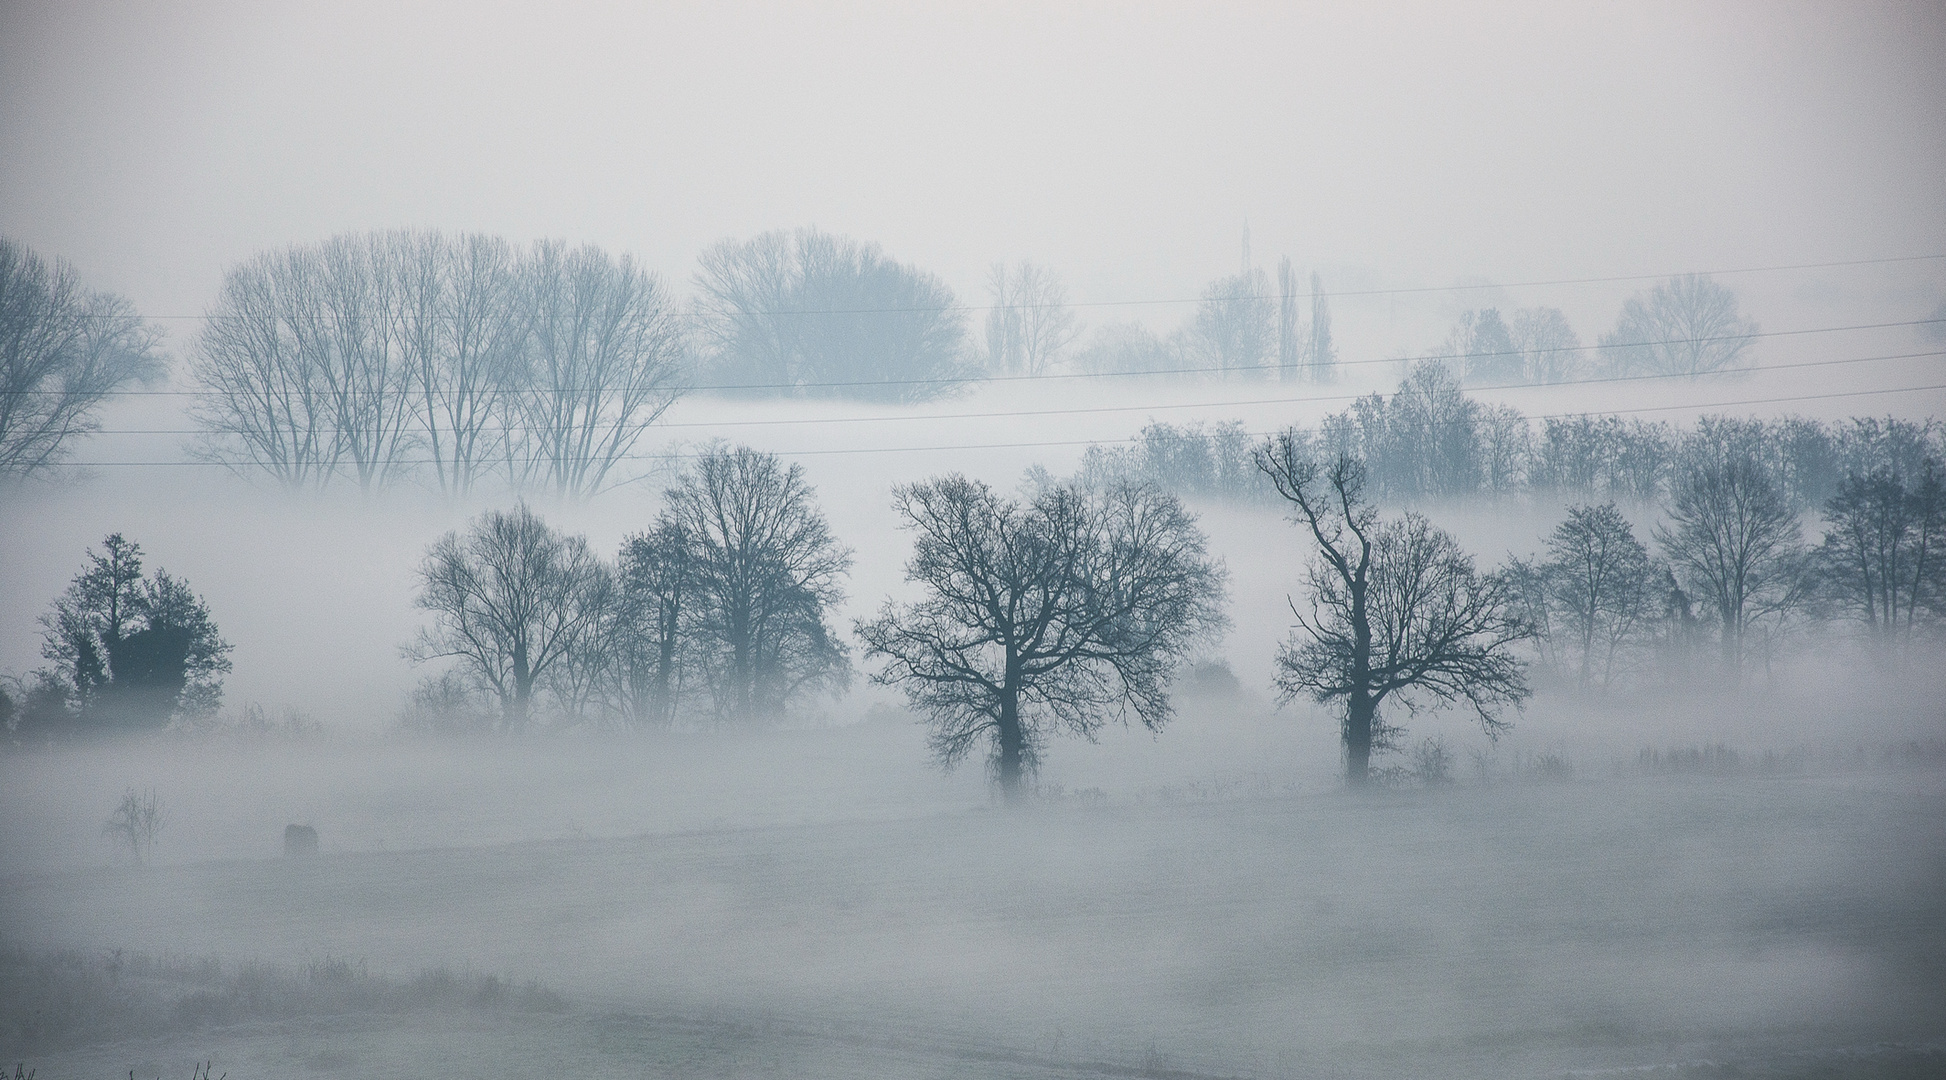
14, 252, 1946, 323
8, 316, 1942, 398
48, 380, 1946, 467
68, 348, 1946, 436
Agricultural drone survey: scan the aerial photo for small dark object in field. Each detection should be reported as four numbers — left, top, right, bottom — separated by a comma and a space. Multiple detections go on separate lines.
283, 824, 318, 856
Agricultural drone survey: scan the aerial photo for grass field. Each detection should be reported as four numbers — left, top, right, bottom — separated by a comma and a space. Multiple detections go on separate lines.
4, 723, 1943, 1079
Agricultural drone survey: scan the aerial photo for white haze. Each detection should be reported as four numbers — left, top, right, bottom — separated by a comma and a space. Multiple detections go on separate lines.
3, 3, 1946, 1078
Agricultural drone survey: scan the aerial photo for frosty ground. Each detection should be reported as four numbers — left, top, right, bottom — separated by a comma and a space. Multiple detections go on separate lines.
3, 712, 1943, 1080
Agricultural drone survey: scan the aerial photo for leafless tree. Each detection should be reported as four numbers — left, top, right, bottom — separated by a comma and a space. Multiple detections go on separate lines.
663, 445, 852, 725
858, 476, 1227, 799
982, 261, 1082, 377
692, 228, 968, 402
1510, 306, 1582, 384
1599, 274, 1759, 378
192, 235, 417, 491
0, 237, 163, 480
505, 241, 685, 499
1814, 462, 1944, 656
1188, 268, 1274, 378
387, 231, 523, 496
1539, 503, 1657, 689
1255, 435, 1530, 784
404, 504, 612, 731
103, 788, 163, 866
1308, 271, 1336, 382
1653, 450, 1806, 674
613, 518, 694, 727
1277, 257, 1302, 382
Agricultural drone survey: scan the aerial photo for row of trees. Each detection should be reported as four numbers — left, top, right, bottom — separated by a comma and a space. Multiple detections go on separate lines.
1084, 366, 1937, 510
1440, 274, 1760, 386
1511, 451, 1944, 688
192, 231, 685, 497
404, 446, 852, 732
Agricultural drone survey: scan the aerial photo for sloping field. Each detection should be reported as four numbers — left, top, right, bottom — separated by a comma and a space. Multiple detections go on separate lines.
5, 756, 1943, 1079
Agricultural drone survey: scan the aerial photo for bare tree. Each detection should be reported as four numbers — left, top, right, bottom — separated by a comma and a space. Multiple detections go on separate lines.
1188, 268, 1274, 378
1308, 272, 1336, 382
1254, 435, 1530, 784
0, 237, 164, 480
1539, 504, 1657, 689
506, 241, 685, 499
692, 228, 968, 402
1814, 462, 1945, 656
663, 446, 852, 725
1277, 257, 1302, 382
388, 231, 523, 497
1599, 274, 1758, 378
404, 504, 613, 731
982, 261, 1082, 377
859, 476, 1227, 799
192, 235, 417, 491
1653, 450, 1805, 674
191, 248, 338, 489
1510, 306, 1582, 384
613, 518, 694, 727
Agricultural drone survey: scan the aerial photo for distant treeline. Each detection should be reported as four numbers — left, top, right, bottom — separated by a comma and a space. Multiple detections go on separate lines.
7, 228, 1844, 495
1080, 360, 1941, 510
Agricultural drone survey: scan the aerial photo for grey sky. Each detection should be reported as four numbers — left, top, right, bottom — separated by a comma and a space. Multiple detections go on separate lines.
4, 1, 1943, 328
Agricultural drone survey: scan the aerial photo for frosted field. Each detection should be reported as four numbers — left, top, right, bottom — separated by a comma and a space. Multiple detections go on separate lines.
4, 727, 1943, 1080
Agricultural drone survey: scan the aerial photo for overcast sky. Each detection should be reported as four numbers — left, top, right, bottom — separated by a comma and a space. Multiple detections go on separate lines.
4, 0, 1943, 329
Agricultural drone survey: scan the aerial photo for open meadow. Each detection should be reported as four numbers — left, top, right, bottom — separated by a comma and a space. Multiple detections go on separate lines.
4, 716, 1944, 1080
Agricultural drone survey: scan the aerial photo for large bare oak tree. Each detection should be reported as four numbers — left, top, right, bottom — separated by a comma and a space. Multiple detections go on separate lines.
858, 476, 1226, 799
1255, 434, 1530, 784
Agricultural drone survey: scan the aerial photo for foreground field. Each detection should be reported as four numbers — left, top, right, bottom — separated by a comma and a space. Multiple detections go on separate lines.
4, 739, 1943, 1079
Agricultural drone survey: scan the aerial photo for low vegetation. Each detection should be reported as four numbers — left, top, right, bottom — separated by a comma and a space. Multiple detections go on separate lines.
0, 944, 564, 1056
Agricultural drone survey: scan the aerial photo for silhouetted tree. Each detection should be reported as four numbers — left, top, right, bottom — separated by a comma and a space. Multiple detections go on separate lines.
1255, 436, 1529, 784
1654, 448, 1806, 674
859, 476, 1227, 799
663, 446, 852, 725
982, 261, 1081, 377
691, 228, 968, 402
0, 237, 164, 480
613, 518, 695, 727
1277, 257, 1302, 381
1537, 504, 1657, 689
38, 534, 232, 729
1814, 462, 1945, 654
405, 504, 613, 731
1599, 274, 1758, 377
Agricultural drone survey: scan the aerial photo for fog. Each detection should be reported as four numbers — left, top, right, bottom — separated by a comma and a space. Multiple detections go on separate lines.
4, 3, 1946, 1078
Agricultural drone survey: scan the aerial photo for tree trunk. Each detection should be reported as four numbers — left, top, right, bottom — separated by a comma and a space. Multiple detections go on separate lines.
996, 680, 1025, 803
1346, 560, 1373, 786
1345, 689, 1374, 785
510, 639, 532, 732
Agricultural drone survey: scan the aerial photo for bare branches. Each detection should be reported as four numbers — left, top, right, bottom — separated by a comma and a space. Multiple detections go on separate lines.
191, 232, 684, 496
1258, 430, 1529, 783
859, 475, 1227, 796
404, 505, 613, 732
0, 237, 164, 480
983, 261, 1081, 377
